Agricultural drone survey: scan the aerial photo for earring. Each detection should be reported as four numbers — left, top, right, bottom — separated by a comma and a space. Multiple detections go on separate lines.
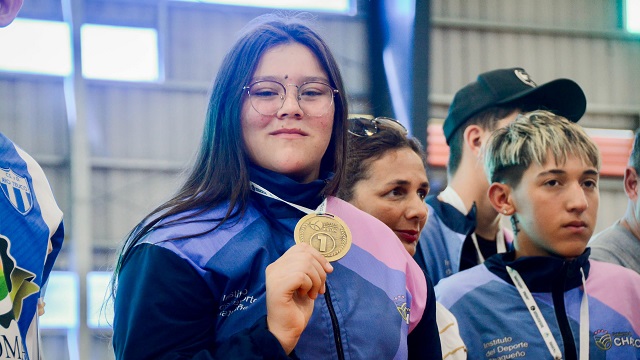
503, 209, 508, 215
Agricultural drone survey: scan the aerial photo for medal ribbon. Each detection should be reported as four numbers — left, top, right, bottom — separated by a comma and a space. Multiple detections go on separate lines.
251, 182, 351, 262
506, 265, 589, 360
250, 182, 326, 214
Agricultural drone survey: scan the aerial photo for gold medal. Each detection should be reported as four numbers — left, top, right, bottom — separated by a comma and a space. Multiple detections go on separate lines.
294, 212, 352, 262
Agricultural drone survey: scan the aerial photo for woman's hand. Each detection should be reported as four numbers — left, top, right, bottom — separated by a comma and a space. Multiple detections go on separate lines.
265, 243, 334, 355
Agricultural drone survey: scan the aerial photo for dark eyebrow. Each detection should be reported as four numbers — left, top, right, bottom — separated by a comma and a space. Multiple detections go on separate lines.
300, 76, 331, 83
386, 179, 409, 186
385, 179, 430, 188
249, 76, 280, 83
250, 75, 330, 84
537, 169, 565, 177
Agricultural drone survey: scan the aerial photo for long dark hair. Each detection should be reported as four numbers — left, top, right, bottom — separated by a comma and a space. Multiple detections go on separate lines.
111, 13, 348, 293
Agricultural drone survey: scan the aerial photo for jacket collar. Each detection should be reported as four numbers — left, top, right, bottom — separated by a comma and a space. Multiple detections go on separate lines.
485, 248, 591, 292
248, 164, 331, 219
426, 194, 477, 236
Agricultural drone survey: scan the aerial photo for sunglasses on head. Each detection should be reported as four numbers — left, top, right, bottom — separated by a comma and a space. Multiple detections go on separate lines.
348, 116, 408, 137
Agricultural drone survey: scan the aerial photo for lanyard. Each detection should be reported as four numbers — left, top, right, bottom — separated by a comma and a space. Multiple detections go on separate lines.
439, 186, 507, 263
249, 182, 327, 214
471, 230, 507, 263
506, 265, 590, 360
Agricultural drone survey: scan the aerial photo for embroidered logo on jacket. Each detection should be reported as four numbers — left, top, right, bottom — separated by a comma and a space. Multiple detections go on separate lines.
0, 169, 33, 215
219, 289, 257, 317
594, 329, 640, 351
394, 295, 410, 324
594, 329, 613, 350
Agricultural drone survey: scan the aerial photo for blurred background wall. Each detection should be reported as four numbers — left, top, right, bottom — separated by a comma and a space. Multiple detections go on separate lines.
1, 0, 638, 358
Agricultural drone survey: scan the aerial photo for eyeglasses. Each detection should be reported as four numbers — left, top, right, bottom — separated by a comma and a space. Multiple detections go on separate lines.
243, 80, 339, 117
348, 116, 408, 137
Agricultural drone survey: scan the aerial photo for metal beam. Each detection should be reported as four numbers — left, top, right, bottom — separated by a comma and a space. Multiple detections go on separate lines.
61, 0, 93, 359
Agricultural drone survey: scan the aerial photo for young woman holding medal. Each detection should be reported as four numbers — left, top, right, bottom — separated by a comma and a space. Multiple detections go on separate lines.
436, 110, 640, 359
111, 14, 437, 359
339, 116, 465, 360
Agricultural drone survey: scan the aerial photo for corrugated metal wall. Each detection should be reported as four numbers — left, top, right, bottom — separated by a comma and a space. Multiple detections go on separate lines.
1, 2, 370, 268
0, 0, 637, 358
430, 0, 640, 125
1, 2, 370, 358
429, 0, 640, 233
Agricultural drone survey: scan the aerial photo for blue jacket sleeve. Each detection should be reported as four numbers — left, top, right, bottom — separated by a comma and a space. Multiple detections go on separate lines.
42, 221, 64, 286
112, 243, 295, 360
407, 273, 442, 360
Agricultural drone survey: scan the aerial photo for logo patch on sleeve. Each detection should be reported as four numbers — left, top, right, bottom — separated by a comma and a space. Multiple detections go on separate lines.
0, 169, 33, 215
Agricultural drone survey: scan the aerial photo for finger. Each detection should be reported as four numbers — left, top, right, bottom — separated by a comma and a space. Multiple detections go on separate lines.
37, 299, 46, 316
267, 253, 322, 299
290, 255, 324, 299
295, 243, 334, 274
305, 261, 326, 299
295, 272, 315, 298
296, 244, 334, 295
271, 243, 333, 299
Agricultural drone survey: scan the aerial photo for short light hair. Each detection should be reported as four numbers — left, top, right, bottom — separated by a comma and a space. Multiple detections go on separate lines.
484, 110, 601, 187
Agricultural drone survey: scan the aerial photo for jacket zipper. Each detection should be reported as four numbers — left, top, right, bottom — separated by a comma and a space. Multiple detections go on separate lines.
324, 284, 345, 360
551, 262, 578, 360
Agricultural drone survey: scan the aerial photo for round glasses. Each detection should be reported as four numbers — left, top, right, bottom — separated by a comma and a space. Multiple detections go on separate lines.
243, 80, 339, 117
348, 116, 408, 137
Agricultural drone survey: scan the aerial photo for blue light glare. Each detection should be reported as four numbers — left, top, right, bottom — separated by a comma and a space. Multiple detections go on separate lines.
40, 271, 114, 329
81, 24, 159, 81
182, 0, 352, 14
627, 0, 640, 33
0, 18, 72, 76
40, 272, 79, 329
87, 271, 114, 329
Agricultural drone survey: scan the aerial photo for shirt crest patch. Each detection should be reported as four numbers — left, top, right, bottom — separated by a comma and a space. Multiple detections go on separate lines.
0, 168, 33, 215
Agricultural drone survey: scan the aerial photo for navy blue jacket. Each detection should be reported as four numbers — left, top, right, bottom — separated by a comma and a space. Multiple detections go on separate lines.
113, 166, 441, 359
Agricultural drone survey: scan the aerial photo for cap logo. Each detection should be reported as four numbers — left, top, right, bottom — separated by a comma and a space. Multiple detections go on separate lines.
514, 69, 537, 88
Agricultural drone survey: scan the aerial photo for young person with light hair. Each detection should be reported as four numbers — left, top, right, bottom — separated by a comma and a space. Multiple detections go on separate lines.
414, 68, 587, 285
436, 110, 640, 359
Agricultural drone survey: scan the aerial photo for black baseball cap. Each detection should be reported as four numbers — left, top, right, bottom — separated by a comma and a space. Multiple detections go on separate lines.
442, 68, 587, 145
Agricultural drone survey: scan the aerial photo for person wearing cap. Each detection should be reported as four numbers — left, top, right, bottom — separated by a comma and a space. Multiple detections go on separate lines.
0, 0, 65, 358
413, 67, 587, 285
588, 128, 640, 274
